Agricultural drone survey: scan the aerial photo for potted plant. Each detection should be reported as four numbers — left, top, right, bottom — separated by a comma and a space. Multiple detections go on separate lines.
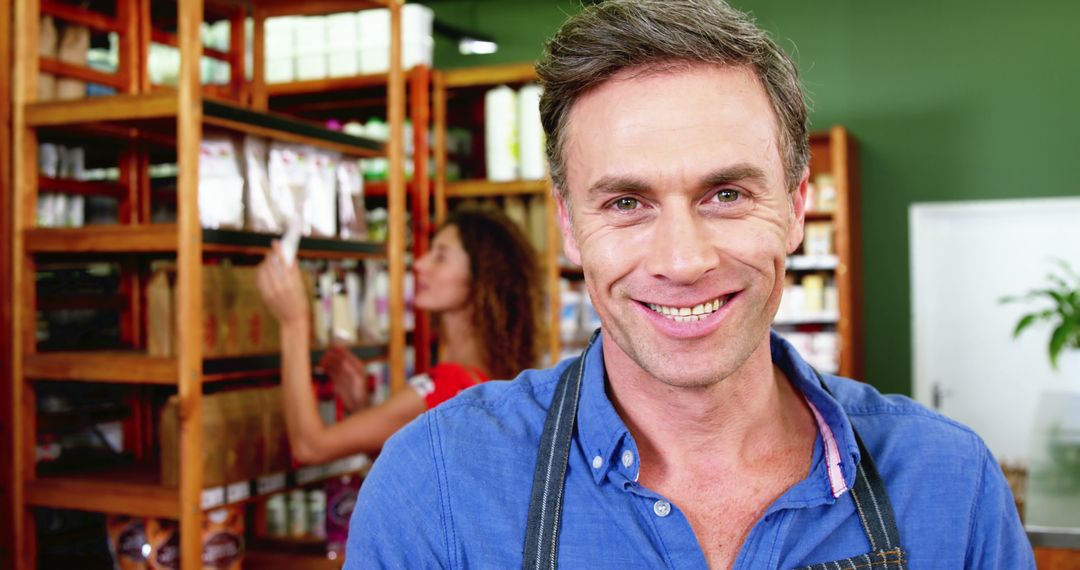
1001, 258, 1080, 529
1000, 259, 1080, 372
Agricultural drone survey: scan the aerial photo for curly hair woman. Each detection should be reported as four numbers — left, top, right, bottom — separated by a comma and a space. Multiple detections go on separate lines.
256, 206, 543, 464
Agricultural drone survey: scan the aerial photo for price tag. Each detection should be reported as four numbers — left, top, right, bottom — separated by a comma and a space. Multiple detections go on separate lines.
256, 472, 286, 495
295, 465, 326, 486
226, 481, 251, 503
201, 487, 225, 510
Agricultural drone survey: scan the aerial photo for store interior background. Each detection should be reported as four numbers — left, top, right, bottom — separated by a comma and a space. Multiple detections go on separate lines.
3, 0, 1080, 567
422, 0, 1080, 397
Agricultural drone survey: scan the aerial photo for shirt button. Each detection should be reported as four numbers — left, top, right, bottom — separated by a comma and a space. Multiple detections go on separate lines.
621, 450, 634, 468
592, 455, 603, 469
653, 500, 671, 518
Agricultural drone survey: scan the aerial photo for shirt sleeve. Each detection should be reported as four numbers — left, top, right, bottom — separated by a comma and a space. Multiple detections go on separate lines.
344, 411, 452, 568
964, 448, 1036, 569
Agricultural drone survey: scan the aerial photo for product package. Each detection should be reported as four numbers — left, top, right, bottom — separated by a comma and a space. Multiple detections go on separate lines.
160, 393, 226, 489
202, 265, 222, 357
144, 519, 179, 570
146, 266, 175, 357
305, 150, 339, 238
267, 142, 310, 236
484, 86, 518, 181
243, 136, 285, 233
198, 137, 246, 230
325, 474, 362, 559
106, 515, 149, 570
38, 16, 58, 101
201, 506, 245, 570
56, 25, 90, 100
337, 159, 367, 241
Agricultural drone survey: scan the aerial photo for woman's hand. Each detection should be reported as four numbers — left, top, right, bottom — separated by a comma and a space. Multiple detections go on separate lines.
320, 343, 370, 413
256, 241, 310, 329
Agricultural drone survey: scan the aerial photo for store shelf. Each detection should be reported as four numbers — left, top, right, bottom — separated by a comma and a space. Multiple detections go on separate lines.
773, 312, 840, 326
25, 352, 178, 384
203, 343, 389, 381
26, 344, 388, 384
26, 225, 387, 258
38, 177, 127, 198
26, 467, 178, 518
446, 179, 549, 198
254, 0, 388, 18
25, 455, 371, 518
265, 73, 393, 97
443, 62, 538, 88
245, 542, 342, 570
202, 229, 386, 259
24, 93, 385, 157
787, 255, 838, 271
26, 224, 178, 253
806, 210, 834, 221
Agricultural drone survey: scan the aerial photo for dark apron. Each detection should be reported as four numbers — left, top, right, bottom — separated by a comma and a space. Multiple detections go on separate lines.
522, 333, 908, 570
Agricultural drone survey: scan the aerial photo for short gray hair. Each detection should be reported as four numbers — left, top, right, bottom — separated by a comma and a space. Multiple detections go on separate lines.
537, 0, 809, 195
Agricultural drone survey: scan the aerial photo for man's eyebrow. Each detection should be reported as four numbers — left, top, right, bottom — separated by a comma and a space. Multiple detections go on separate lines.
585, 176, 651, 202
702, 164, 769, 187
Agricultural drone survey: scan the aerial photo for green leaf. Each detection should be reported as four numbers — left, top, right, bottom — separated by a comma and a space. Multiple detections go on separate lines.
1050, 323, 1070, 370
1013, 314, 1039, 338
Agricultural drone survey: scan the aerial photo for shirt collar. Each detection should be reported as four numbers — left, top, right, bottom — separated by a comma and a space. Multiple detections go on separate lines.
574, 330, 861, 498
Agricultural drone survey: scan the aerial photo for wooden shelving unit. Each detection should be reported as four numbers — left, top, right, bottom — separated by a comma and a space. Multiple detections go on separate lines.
433, 63, 563, 363
1, 0, 14, 565
9, 0, 406, 568
802, 126, 862, 379
254, 63, 436, 374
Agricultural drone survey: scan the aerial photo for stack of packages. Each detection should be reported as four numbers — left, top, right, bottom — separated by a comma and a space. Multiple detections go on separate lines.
106, 508, 245, 569
146, 258, 390, 359
199, 135, 370, 243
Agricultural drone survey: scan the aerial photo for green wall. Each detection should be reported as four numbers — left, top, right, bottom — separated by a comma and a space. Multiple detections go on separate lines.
424, 0, 1080, 395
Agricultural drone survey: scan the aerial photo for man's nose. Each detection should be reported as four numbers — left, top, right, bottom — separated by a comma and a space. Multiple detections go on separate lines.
643, 207, 718, 284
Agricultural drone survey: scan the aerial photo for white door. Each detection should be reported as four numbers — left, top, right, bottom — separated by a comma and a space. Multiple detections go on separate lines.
910, 197, 1080, 463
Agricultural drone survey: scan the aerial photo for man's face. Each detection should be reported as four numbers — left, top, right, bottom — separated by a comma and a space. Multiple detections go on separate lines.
557, 63, 807, 388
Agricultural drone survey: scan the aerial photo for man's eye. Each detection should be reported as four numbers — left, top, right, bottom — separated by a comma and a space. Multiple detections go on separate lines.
614, 197, 639, 211
714, 189, 741, 203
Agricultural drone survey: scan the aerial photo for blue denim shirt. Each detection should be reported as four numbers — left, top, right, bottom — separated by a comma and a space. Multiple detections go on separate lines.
347, 332, 1034, 568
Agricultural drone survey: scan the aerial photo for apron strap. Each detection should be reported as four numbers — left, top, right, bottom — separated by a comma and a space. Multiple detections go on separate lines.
521, 330, 598, 570
522, 341, 904, 569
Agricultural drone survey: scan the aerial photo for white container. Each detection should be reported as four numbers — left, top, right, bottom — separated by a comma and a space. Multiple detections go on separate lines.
264, 17, 296, 56
404, 37, 434, 69
326, 12, 359, 48
295, 47, 328, 81
484, 86, 518, 182
328, 47, 361, 77
294, 16, 327, 51
265, 55, 294, 84
518, 83, 546, 180
359, 45, 389, 75
357, 9, 390, 46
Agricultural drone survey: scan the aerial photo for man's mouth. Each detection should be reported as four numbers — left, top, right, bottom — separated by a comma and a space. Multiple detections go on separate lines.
645, 295, 731, 323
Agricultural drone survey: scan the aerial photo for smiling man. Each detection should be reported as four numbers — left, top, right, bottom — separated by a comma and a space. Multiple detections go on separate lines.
346, 1, 1033, 568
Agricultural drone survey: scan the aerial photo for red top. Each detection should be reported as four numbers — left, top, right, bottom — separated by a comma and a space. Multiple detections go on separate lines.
407, 363, 490, 409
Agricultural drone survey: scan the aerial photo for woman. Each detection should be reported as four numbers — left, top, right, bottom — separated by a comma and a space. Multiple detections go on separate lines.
257, 207, 543, 464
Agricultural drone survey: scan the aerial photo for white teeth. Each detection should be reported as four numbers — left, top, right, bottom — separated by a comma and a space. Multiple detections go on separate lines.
647, 296, 728, 322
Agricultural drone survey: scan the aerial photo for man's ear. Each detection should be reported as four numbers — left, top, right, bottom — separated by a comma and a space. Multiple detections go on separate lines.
554, 186, 582, 266
786, 167, 810, 254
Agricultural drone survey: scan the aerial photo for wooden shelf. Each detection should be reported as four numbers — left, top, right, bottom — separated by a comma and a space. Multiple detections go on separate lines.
26, 225, 178, 253
254, 0, 389, 18
806, 210, 835, 221
25, 344, 388, 384
25, 224, 387, 258
24, 93, 385, 157
26, 455, 371, 519
445, 179, 549, 198
202, 229, 387, 259
38, 177, 126, 198
26, 352, 178, 384
266, 73, 393, 97
26, 468, 178, 518
245, 543, 342, 570
442, 63, 538, 88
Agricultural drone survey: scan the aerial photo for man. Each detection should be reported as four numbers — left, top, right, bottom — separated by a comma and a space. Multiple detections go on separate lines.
347, 1, 1033, 567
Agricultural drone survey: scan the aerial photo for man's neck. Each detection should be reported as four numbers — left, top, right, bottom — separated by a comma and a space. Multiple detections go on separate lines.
605, 338, 813, 477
